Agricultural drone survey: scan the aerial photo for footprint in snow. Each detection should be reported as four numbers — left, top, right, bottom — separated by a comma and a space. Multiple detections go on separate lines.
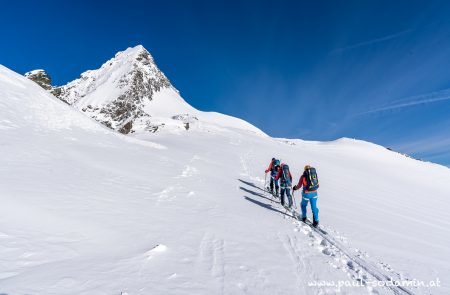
320, 239, 328, 247
154, 187, 176, 203
180, 165, 198, 177
347, 260, 355, 270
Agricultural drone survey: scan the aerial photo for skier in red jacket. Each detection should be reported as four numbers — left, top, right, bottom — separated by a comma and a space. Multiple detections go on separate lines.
293, 165, 319, 227
274, 163, 293, 208
264, 158, 280, 196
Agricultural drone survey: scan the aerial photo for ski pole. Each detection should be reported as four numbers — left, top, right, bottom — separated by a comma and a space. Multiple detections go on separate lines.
292, 187, 297, 209
264, 173, 267, 195
265, 173, 276, 204
264, 173, 273, 201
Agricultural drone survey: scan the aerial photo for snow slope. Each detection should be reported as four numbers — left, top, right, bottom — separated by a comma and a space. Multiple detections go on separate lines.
1, 65, 450, 295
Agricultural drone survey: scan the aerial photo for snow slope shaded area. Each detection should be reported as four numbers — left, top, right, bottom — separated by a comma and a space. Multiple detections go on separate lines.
1, 65, 450, 294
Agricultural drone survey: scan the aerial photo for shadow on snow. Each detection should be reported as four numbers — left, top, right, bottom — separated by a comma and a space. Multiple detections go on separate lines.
239, 186, 279, 204
243, 196, 291, 218
239, 178, 291, 217
237, 179, 266, 192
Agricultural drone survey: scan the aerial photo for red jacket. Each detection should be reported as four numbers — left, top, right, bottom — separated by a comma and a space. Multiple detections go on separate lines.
293, 174, 317, 193
274, 167, 292, 182
264, 161, 274, 173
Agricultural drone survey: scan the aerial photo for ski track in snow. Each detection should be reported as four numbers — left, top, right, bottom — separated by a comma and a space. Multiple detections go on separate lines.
239, 155, 249, 177
196, 233, 226, 294
301, 224, 415, 295
242, 180, 416, 295
239, 150, 265, 185
279, 233, 318, 292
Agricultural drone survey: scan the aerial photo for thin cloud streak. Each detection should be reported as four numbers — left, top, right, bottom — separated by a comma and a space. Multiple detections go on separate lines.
356, 88, 450, 116
331, 29, 413, 54
394, 136, 450, 155
391, 135, 450, 167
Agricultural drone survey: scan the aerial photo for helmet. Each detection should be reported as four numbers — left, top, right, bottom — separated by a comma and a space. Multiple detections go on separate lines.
272, 157, 275, 161
304, 165, 311, 170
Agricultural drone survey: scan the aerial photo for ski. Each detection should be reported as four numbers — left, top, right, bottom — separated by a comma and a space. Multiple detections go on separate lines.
285, 206, 296, 218
265, 187, 278, 198
302, 218, 328, 235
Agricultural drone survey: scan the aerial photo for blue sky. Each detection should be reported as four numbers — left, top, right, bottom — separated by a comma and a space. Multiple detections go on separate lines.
1, 0, 450, 166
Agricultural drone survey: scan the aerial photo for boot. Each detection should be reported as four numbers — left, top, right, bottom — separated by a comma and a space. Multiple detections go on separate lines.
312, 220, 319, 227
301, 217, 307, 222
275, 187, 279, 197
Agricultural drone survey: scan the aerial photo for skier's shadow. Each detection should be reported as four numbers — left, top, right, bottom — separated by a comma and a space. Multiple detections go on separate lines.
237, 179, 266, 192
243, 196, 291, 218
239, 186, 280, 204
238, 179, 290, 217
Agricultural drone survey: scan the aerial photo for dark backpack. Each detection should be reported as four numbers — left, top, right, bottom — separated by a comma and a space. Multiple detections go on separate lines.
271, 159, 280, 173
281, 164, 292, 186
304, 167, 319, 191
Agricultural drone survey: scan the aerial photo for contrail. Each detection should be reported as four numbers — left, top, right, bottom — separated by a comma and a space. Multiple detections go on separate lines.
331, 29, 412, 54
358, 88, 450, 116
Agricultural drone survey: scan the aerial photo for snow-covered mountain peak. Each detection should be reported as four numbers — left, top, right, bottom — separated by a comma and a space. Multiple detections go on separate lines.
114, 44, 155, 64
24, 69, 53, 90
58, 45, 171, 105
25, 69, 47, 76
54, 45, 265, 136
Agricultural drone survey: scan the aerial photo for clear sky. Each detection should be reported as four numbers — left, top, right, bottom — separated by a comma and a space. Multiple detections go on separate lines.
1, 0, 450, 166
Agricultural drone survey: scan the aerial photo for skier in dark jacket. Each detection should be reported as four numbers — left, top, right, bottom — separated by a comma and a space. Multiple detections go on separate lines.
265, 158, 280, 196
274, 163, 293, 208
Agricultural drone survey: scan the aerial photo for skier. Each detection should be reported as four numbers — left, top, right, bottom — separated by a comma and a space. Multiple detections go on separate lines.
293, 165, 320, 227
264, 158, 280, 196
274, 163, 293, 208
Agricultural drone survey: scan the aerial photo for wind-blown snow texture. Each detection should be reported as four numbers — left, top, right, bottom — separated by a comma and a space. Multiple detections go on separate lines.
1, 61, 450, 295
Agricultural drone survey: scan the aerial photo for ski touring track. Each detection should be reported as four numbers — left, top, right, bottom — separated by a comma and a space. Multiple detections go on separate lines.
197, 232, 226, 294
239, 179, 415, 295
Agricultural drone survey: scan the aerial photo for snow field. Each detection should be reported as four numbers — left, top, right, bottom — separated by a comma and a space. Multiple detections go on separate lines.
1, 64, 450, 294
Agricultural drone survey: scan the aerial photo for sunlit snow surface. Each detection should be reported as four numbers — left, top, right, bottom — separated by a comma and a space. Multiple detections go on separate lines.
1, 65, 449, 294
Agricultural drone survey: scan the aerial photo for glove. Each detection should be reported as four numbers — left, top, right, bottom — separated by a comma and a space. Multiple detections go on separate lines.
293, 185, 297, 191
265, 169, 269, 173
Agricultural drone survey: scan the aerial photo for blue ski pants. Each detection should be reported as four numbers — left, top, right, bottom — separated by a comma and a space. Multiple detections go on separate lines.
301, 191, 319, 221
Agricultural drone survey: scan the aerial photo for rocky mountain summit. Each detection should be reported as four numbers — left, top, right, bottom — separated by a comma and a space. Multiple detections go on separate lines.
25, 69, 63, 99
25, 45, 264, 136
25, 69, 52, 90
55, 45, 175, 133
